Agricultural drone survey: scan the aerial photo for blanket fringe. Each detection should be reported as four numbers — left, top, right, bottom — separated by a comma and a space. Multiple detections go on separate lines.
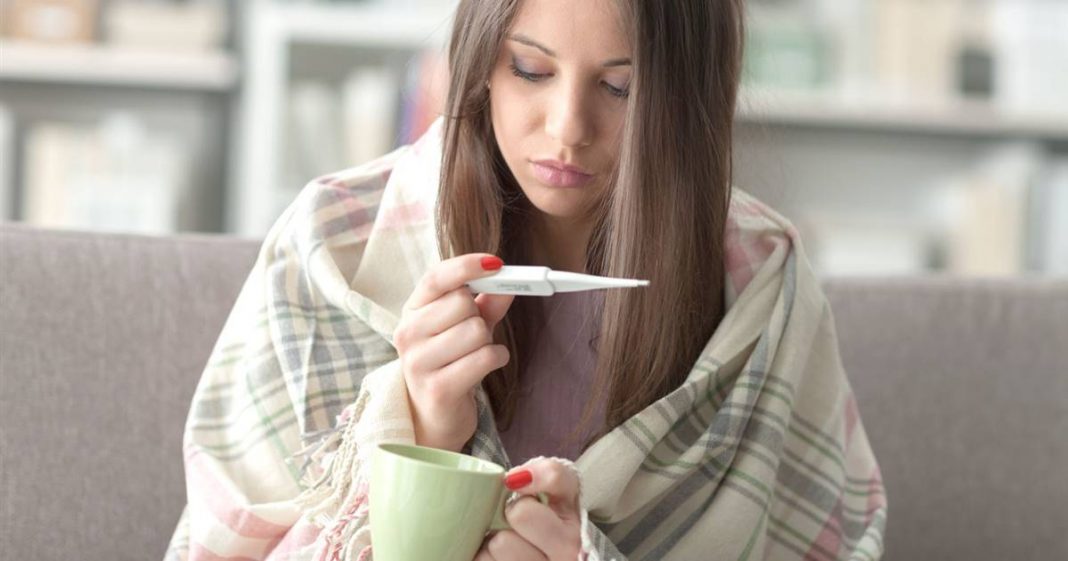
293, 388, 374, 549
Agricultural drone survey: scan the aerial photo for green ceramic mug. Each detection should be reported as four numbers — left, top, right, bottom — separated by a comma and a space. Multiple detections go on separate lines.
370, 443, 547, 561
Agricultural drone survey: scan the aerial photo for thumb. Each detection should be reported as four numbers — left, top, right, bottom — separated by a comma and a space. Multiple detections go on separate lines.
474, 292, 516, 330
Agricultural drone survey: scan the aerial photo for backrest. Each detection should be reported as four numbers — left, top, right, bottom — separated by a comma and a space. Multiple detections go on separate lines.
823, 277, 1068, 560
2, 224, 1066, 560
0, 224, 260, 560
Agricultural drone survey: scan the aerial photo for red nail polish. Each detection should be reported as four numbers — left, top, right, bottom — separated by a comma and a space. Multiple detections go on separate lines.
481, 256, 504, 271
505, 469, 533, 490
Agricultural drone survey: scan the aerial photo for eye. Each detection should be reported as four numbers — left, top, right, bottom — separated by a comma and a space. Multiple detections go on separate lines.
508, 55, 629, 99
603, 81, 629, 99
509, 60, 548, 83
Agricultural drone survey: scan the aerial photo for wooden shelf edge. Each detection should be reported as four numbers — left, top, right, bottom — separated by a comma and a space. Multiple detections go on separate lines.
737, 89, 1068, 141
0, 40, 239, 91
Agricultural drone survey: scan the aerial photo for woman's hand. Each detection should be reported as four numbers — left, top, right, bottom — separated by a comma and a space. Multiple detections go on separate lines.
393, 254, 515, 453
474, 459, 584, 561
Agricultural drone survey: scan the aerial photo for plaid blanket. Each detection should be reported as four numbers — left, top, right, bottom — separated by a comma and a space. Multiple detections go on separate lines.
165, 117, 886, 561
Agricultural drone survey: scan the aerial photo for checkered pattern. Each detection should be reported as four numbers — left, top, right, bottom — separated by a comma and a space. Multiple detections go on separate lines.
164, 118, 886, 561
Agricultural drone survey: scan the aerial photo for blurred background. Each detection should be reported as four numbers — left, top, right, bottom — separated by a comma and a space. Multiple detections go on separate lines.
0, 0, 1064, 277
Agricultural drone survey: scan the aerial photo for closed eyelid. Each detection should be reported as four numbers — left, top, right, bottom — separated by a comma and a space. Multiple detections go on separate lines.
512, 54, 628, 79
509, 54, 629, 96
603, 70, 631, 89
510, 54, 535, 66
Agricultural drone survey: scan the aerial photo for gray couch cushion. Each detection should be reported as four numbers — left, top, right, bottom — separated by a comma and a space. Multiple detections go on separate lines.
824, 277, 1068, 560
2, 223, 1066, 560
0, 224, 260, 560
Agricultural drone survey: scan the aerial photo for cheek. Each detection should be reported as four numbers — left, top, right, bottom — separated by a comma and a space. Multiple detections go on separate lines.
490, 85, 539, 157
603, 109, 626, 148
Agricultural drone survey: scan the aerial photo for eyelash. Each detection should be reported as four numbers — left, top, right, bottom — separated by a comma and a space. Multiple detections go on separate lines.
508, 62, 630, 99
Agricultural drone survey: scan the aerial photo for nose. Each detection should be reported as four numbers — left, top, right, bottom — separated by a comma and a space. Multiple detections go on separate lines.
544, 77, 594, 148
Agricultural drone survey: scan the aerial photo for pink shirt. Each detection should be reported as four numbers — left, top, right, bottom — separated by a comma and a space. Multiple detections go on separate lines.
498, 290, 607, 466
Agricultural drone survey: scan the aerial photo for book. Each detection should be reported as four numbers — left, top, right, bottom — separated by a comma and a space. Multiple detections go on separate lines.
288, 80, 346, 187
1038, 158, 1068, 274
935, 142, 1042, 275
796, 208, 936, 276
873, 0, 965, 104
0, 103, 13, 220
398, 48, 448, 146
21, 115, 188, 234
342, 65, 399, 166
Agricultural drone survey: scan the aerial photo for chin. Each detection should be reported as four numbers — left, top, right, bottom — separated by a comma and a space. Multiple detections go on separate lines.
522, 184, 591, 220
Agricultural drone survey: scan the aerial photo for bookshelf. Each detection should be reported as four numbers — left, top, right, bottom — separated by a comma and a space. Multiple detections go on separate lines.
733, 99, 1068, 276
226, 0, 1064, 274
3, 0, 1064, 274
0, 33, 237, 234
0, 0, 238, 233
230, 0, 455, 237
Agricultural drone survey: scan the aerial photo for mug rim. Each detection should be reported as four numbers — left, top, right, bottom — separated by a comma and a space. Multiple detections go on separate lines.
375, 442, 506, 477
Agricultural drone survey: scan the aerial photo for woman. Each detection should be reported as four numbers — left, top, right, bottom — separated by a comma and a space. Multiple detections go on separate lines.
166, 1, 887, 560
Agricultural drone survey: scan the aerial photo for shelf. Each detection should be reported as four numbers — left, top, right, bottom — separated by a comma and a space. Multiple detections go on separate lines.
263, 2, 455, 48
0, 40, 239, 91
231, 0, 455, 237
737, 89, 1068, 142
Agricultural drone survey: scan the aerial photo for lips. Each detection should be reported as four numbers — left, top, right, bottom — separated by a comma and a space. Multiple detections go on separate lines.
530, 159, 595, 188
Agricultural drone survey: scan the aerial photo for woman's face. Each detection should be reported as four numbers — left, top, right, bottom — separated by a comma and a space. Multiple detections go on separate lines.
489, 0, 631, 222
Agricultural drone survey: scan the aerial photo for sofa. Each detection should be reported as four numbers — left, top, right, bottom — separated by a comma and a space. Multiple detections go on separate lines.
1, 222, 1066, 560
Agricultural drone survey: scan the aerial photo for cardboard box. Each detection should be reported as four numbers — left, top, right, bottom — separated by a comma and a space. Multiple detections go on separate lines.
104, 0, 227, 51
8, 0, 99, 43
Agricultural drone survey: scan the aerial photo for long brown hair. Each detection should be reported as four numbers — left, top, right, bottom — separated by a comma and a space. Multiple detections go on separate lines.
436, 0, 745, 452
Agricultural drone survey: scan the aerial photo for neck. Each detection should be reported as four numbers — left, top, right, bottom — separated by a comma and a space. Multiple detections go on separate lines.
529, 213, 595, 273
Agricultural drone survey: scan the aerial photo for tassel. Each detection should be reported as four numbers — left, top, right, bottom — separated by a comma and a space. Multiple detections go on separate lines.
292, 360, 414, 558
294, 388, 370, 524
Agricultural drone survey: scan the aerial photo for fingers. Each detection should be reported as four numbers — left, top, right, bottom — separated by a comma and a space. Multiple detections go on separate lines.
393, 254, 513, 453
403, 314, 492, 373
504, 496, 577, 560
406, 254, 503, 310
506, 459, 582, 521
434, 343, 511, 396
476, 292, 516, 330
482, 529, 548, 561
500, 460, 585, 560
407, 287, 481, 338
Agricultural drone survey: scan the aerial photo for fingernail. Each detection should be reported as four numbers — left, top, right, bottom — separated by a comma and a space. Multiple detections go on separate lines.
481, 256, 504, 271
505, 469, 532, 490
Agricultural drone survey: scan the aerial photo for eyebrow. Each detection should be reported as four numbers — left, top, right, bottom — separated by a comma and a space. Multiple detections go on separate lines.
507, 33, 631, 67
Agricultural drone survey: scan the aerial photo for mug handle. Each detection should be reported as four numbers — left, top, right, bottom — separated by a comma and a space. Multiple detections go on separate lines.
489, 491, 550, 531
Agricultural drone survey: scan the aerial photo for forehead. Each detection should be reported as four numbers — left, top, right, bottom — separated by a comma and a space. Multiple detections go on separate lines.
508, 0, 630, 59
